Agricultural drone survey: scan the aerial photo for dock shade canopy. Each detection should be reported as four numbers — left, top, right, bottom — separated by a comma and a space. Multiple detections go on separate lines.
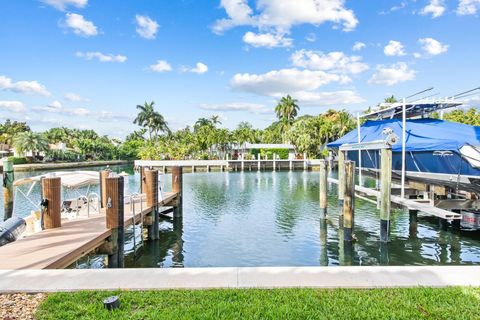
13, 171, 100, 189
327, 118, 480, 152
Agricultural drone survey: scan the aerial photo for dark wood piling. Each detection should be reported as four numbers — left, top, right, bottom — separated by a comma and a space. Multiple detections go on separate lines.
172, 166, 183, 217
144, 169, 159, 240
105, 176, 124, 268
343, 160, 355, 242
41, 177, 62, 229
2, 158, 14, 220
338, 150, 346, 210
319, 159, 328, 219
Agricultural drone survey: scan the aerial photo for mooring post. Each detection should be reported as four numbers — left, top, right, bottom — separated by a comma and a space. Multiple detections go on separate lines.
303, 152, 307, 171
289, 158, 292, 171
273, 153, 276, 172
2, 158, 14, 220
106, 176, 125, 268
191, 165, 194, 173
99, 169, 111, 209
380, 147, 392, 242
241, 154, 244, 171
338, 150, 346, 210
41, 176, 62, 229
343, 160, 355, 242
319, 159, 328, 219
257, 153, 261, 171
144, 169, 159, 240
172, 166, 183, 217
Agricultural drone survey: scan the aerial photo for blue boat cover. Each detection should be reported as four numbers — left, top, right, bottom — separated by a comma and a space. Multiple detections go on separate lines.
327, 118, 480, 151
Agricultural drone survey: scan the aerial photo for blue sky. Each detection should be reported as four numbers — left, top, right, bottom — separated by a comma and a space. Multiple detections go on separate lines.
0, 0, 479, 138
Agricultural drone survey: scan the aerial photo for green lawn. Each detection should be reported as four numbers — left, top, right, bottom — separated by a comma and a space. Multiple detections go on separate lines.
36, 287, 480, 320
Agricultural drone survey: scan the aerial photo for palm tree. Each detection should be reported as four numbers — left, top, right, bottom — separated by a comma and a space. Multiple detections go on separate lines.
210, 115, 222, 126
133, 101, 169, 140
275, 95, 299, 124
13, 132, 49, 159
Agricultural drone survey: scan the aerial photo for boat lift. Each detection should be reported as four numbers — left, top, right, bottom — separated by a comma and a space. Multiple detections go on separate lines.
355, 86, 479, 198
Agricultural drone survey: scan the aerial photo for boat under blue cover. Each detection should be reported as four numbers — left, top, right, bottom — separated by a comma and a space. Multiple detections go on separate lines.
327, 118, 480, 186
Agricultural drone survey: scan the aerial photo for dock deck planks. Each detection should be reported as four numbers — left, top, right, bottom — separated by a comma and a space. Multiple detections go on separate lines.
0, 192, 177, 270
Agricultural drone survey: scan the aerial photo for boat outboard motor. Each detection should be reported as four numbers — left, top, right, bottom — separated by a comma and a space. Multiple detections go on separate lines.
0, 217, 26, 247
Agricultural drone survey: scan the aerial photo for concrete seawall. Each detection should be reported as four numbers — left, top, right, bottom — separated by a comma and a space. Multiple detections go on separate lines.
0, 160, 132, 172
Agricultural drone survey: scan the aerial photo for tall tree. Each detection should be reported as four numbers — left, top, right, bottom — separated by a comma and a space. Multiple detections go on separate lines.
133, 101, 169, 140
13, 132, 49, 159
275, 95, 299, 142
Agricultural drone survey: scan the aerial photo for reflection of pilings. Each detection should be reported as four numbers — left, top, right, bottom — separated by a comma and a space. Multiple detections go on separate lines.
319, 219, 328, 266
379, 242, 389, 265
171, 216, 184, 267
409, 210, 418, 239
338, 226, 353, 265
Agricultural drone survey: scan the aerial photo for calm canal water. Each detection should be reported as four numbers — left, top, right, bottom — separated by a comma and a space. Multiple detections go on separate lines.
1, 165, 480, 267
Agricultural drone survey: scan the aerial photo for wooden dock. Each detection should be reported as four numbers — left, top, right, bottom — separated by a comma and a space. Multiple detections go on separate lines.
328, 177, 461, 220
0, 192, 177, 270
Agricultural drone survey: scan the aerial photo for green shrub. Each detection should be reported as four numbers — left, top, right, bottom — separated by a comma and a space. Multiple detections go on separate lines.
7, 156, 27, 165
250, 148, 290, 160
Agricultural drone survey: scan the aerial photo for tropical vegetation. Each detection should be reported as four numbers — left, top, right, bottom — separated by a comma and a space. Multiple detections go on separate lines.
2, 95, 480, 163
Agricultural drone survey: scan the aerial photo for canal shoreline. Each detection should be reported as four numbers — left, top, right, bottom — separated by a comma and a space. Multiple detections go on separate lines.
0, 266, 479, 292
0, 160, 132, 172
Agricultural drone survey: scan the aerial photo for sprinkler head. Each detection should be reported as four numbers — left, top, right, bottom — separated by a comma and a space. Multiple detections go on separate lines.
103, 296, 120, 311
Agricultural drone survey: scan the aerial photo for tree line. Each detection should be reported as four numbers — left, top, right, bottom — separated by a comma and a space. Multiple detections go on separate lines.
3, 96, 480, 162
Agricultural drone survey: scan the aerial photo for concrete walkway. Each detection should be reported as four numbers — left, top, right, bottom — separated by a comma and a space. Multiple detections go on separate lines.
1, 266, 479, 292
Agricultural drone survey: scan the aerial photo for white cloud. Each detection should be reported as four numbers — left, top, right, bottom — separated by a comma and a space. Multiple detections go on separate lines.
231, 68, 344, 96
384, 40, 406, 56
369, 62, 416, 86
420, 0, 446, 18
213, 0, 358, 34
135, 15, 159, 39
64, 13, 97, 37
291, 50, 369, 75
418, 37, 448, 56
457, 0, 480, 15
199, 102, 271, 114
41, 0, 87, 11
352, 41, 366, 51
242, 31, 292, 48
0, 101, 26, 113
33, 101, 91, 116
0, 75, 51, 96
149, 60, 172, 72
64, 92, 88, 102
76, 51, 127, 63
184, 62, 209, 74
293, 90, 365, 105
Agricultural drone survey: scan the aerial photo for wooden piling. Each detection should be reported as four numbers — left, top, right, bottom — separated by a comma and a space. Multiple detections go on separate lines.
144, 169, 159, 240
380, 147, 392, 242
2, 158, 14, 220
41, 177, 62, 229
273, 153, 276, 172
319, 159, 328, 219
105, 176, 124, 268
303, 152, 307, 171
338, 150, 346, 208
343, 160, 355, 242
172, 166, 183, 217
257, 154, 261, 171
99, 170, 111, 208
241, 154, 244, 171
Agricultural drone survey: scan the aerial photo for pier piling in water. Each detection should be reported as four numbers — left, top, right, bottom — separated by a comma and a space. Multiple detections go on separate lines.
343, 161, 355, 242
337, 151, 346, 210
105, 176, 125, 268
319, 159, 328, 219
172, 166, 183, 217
99, 169, 111, 208
144, 169, 159, 240
2, 158, 14, 220
41, 176, 62, 229
380, 147, 392, 242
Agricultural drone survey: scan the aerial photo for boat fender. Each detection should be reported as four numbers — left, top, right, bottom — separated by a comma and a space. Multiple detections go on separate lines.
0, 217, 26, 247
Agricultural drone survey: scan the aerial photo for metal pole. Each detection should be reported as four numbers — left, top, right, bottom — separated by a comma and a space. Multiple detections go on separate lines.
357, 112, 362, 186
401, 98, 406, 198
